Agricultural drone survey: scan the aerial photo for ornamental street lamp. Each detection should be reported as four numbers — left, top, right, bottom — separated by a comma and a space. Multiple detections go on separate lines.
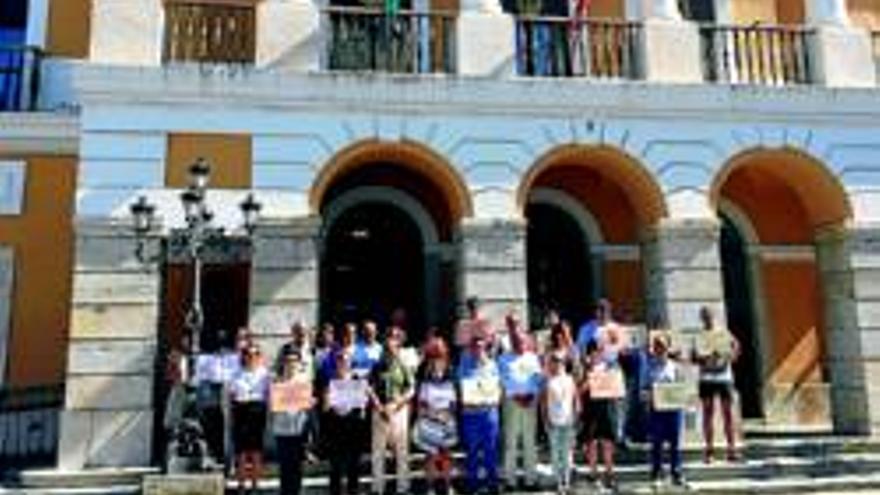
129, 158, 262, 472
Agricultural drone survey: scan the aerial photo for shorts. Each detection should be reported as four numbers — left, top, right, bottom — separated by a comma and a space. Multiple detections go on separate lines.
699, 381, 733, 401
232, 401, 267, 453
580, 399, 618, 442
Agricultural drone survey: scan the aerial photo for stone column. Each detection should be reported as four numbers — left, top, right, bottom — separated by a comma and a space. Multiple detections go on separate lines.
643, 219, 726, 330
248, 217, 320, 359
257, 0, 321, 70
458, 218, 528, 325
806, 0, 875, 87
819, 225, 879, 435
58, 220, 162, 469
456, 0, 516, 77
638, 0, 704, 83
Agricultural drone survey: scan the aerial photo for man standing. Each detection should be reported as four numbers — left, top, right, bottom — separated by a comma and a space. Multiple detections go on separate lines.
457, 335, 502, 495
498, 329, 543, 490
455, 297, 495, 354
368, 332, 415, 495
275, 321, 313, 378
355, 320, 384, 378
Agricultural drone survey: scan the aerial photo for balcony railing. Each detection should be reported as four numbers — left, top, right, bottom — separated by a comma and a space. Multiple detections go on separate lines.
325, 7, 457, 74
0, 384, 63, 469
0, 45, 41, 111
515, 17, 641, 79
163, 1, 257, 64
700, 24, 815, 86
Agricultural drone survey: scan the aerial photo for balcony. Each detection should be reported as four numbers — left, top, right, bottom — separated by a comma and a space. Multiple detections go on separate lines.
699, 24, 815, 86
162, 1, 256, 65
0, 45, 41, 111
514, 17, 641, 79
324, 7, 457, 74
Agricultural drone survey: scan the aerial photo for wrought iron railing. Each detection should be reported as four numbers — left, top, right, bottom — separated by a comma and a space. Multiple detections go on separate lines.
324, 7, 457, 74
0, 384, 63, 470
514, 17, 641, 79
700, 23, 815, 85
0, 45, 41, 111
163, 1, 257, 64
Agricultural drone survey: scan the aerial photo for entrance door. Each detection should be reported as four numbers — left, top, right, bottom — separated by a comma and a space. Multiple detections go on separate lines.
526, 203, 593, 329
720, 215, 764, 419
321, 202, 426, 334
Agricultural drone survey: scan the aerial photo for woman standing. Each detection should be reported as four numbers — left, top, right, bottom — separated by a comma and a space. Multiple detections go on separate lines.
323, 350, 368, 495
230, 343, 271, 494
413, 337, 458, 495
542, 353, 579, 495
272, 347, 315, 495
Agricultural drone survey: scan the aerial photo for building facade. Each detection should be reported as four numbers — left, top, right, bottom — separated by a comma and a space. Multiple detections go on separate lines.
1, 0, 880, 470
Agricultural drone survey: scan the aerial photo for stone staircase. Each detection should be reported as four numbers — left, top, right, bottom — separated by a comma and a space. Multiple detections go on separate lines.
5, 436, 880, 494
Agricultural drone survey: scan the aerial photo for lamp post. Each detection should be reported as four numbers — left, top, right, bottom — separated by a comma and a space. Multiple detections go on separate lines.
129, 158, 262, 471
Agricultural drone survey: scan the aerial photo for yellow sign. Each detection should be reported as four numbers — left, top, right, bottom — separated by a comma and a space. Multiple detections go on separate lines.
695, 330, 734, 358
461, 377, 501, 407
588, 368, 625, 400
652, 382, 697, 411
270, 381, 313, 413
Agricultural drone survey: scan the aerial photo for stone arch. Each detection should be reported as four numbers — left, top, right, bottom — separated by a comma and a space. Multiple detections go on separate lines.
311, 139, 473, 223
322, 186, 440, 245
528, 187, 605, 245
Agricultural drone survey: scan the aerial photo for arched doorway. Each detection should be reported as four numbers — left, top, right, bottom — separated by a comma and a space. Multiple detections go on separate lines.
719, 214, 763, 419
526, 202, 593, 329
312, 141, 471, 339
712, 148, 853, 429
321, 201, 426, 331
519, 145, 667, 328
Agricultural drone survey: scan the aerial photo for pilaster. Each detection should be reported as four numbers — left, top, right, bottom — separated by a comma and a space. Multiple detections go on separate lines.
458, 218, 527, 324
257, 0, 321, 70
58, 220, 162, 469
455, 0, 516, 77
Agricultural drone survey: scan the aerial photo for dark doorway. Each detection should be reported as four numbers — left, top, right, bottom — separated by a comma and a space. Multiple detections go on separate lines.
321, 202, 426, 336
526, 202, 593, 330
720, 215, 764, 419
161, 262, 252, 353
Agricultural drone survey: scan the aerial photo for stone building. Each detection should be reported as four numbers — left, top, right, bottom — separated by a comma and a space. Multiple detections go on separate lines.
0, 0, 879, 470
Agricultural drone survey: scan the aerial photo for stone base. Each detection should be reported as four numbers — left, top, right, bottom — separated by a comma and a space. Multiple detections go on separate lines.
142, 474, 225, 495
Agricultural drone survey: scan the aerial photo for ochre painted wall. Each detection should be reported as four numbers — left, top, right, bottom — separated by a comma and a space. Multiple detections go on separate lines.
848, 0, 880, 29
604, 260, 644, 322
589, 0, 625, 18
166, 134, 253, 188
733, 0, 779, 23
533, 165, 640, 243
762, 260, 825, 385
776, 0, 805, 24
46, 0, 92, 58
719, 167, 813, 244
0, 156, 77, 387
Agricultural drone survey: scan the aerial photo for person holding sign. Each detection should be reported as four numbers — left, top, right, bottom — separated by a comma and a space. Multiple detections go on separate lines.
323, 350, 369, 495
498, 329, 543, 490
457, 335, 502, 495
578, 340, 622, 491
692, 306, 740, 464
414, 337, 458, 495
272, 347, 316, 495
643, 332, 688, 489
230, 343, 271, 493
367, 331, 415, 495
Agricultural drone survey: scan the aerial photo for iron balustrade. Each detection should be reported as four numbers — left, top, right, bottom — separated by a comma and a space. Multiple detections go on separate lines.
0, 45, 41, 112
514, 16, 641, 79
0, 384, 63, 470
324, 7, 457, 74
700, 23, 815, 86
163, 1, 257, 65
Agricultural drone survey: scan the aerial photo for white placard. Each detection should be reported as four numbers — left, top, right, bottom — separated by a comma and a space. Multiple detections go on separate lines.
0, 161, 25, 216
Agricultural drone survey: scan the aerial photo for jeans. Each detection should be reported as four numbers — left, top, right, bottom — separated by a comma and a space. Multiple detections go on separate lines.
548, 424, 574, 488
502, 399, 538, 483
649, 410, 683, 478
461, 408, 500, 493
276, 435, 306, 495
371, 407, 410, 493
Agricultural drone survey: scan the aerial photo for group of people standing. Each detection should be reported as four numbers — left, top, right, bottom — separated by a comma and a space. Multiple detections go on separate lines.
165, 297, 741, 495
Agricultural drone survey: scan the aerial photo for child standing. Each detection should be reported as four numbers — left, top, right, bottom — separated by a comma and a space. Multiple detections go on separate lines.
543, 353, 579, 495
644, 333, 687, 488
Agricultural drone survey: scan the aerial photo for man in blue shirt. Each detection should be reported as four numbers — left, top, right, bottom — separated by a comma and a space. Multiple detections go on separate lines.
352, 320, 383, 377
457, 335, 502, 495
576, 299, 612, 353
497, 329, 543, 490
